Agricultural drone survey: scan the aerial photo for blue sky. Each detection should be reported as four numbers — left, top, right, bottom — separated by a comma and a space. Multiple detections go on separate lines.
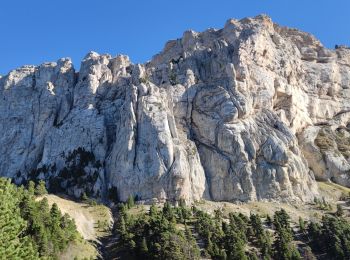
0, 0, 349, 75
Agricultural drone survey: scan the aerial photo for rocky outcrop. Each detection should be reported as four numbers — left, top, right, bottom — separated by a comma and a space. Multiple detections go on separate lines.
3, 14, 350, 203
299, 113, 350, 187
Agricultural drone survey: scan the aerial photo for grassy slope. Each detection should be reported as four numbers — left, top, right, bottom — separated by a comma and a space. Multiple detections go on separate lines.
125, 181, 350, 225
318, 181, 350, 201
195, 181, 350, 223
37, 195, 112, 260
195, 199, 325, 223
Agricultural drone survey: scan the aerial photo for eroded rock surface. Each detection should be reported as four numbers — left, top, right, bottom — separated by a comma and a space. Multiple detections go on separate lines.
3, 14, 350, 203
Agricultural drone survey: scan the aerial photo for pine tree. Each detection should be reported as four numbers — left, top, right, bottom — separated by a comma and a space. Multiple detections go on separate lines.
273, 227, 300, 260
49, 203, 65, 252
260, 231, 273, 259
27, 181, 36, 196
117, 214, 127, 236
19, 193, 36, 222
274, 209, 291, 230
35, 180, 48, 196
149, 203, 158, 218
273, 210, 300, 260
81, 192, 88, 202
307, 222, 322, 250
250, 214, 264, 238
163, 201, 175, 222
50, 203, 62, 225
61, 213, 77, 241
36, 226, 50, 257
126, 195, 135, 209
0, 178, 38, 259
225, 228, 247, 260
249, 213, 272, 258
38, 197, 51, 227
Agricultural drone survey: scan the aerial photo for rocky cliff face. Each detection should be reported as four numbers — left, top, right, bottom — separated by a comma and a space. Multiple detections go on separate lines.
1, 15, 350, 203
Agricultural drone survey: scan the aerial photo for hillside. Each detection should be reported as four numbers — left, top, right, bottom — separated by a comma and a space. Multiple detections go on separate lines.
40, 194, 113, 259
2, 177, 350, 259
111, 181, 350, 260
0, 177, 116, 259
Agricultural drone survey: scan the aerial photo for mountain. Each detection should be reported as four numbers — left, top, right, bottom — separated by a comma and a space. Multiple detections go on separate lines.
1, 14, 350, 203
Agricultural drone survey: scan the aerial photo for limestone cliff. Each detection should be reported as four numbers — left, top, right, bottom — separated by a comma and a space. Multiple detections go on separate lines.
2, 15, 350, 203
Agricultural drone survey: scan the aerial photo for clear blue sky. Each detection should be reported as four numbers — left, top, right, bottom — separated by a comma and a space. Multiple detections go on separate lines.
0, 0, 349, 75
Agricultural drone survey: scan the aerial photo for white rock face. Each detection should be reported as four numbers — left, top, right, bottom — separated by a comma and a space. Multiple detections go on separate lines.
3, 14, 350, 203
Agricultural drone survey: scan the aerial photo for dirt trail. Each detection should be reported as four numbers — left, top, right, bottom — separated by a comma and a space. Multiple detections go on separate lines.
97, 207, 120, 260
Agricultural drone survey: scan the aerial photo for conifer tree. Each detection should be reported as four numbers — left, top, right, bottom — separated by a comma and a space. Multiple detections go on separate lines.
81, 192, 88, 202
35, 180, 48, 196
0, 178, 38, 259
126, 195, 135, 209
27, 181, 35, 196
149, 203, 158, 218
273, 210, 300, 260
38, 197, 51, 227
163, 201, 175, 222
50, 203, 62, 225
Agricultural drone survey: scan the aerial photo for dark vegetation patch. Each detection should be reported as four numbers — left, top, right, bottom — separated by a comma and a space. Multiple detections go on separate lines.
48, 147, 101, 197
27, 147, 102, 198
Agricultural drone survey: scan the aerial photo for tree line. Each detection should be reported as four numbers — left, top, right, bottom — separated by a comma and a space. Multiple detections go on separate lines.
115, 197, 350, 260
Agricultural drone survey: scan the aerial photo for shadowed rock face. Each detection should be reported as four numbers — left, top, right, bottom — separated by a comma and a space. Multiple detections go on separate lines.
3, 14, 350, 203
